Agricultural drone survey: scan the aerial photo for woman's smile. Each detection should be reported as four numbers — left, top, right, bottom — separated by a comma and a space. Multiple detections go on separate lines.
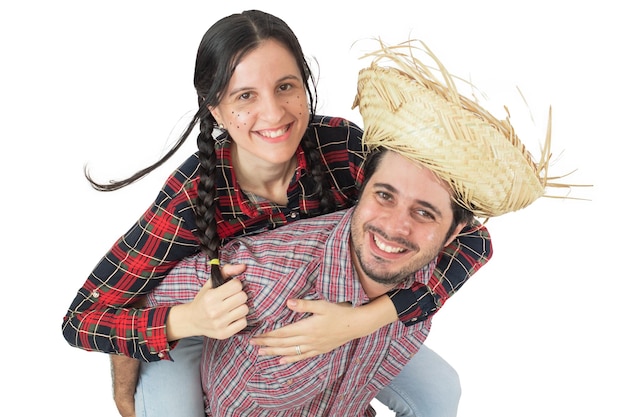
254, 122, 293, 143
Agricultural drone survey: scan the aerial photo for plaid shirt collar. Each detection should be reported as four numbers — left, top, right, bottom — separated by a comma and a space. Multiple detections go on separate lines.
215, 134, 308, 220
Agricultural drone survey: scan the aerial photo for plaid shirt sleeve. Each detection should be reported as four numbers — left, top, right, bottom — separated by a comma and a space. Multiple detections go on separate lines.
62, 156, 202, 361
389, 218, 492, 325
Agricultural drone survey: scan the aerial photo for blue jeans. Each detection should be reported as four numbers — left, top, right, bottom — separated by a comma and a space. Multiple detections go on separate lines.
135, 336, 460, 417
375, 345, 461, 417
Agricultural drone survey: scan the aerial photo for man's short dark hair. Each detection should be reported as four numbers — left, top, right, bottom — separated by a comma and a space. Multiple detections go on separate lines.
361, 148, 474, 238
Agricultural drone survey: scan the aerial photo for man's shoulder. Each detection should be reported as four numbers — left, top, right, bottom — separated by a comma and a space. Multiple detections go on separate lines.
281, 210, 348, 234
220, 210, 352, 267
237, 210, 350, 247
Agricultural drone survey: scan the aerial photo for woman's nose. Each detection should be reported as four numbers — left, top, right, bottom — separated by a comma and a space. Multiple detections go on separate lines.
259, 94, 285, 123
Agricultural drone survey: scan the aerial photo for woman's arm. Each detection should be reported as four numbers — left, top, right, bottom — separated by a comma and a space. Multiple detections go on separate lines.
391, 219, 492, 324
61, 220, 196, 360
250, 296, 396, 364
250, 220, 492, 363
62, 171, 201, 361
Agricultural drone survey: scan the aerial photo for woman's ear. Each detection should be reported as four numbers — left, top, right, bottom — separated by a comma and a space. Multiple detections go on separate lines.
208, 106, 222, 126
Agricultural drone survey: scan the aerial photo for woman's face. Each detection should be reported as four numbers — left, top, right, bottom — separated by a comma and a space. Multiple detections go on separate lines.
209, 39, 309, 167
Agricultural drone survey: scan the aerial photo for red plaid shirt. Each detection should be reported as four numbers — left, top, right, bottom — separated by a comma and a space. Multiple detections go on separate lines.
150, 209, 433, 416
62, 115, 492, 361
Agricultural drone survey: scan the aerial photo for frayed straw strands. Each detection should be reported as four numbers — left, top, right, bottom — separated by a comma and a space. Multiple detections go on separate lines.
353, 39, 577, 218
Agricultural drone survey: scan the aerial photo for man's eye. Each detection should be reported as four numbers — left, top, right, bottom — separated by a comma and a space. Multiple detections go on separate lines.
415, 210, 435, 220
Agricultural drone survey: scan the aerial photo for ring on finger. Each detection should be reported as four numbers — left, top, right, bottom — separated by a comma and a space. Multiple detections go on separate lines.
295, 345, 302, 355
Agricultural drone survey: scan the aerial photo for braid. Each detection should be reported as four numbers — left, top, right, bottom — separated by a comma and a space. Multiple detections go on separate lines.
195, 113, 224, 287
300, 131, 336, 216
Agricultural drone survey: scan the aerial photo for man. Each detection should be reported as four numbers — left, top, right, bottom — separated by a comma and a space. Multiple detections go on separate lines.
149, 39, 563, 415
151, 148, 472, 416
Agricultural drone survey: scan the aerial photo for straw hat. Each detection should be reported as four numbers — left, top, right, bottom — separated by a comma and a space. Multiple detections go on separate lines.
353, 40, 563, 218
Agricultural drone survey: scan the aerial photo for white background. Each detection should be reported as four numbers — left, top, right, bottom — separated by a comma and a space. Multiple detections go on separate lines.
1, 1, 622, 416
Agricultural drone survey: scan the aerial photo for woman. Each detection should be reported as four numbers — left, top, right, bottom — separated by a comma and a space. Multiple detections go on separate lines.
62, 10, 491, 417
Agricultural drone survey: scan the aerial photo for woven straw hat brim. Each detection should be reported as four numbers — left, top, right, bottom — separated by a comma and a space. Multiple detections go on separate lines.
353, 48, 547, 218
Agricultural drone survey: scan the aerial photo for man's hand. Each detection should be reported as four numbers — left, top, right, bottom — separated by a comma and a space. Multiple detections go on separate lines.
111, 355, 139, 417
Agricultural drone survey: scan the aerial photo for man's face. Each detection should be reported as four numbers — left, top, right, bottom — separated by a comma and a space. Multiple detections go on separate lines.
350, 152, 464, 287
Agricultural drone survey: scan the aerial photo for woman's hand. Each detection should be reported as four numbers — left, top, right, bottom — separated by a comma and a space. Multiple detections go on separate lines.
249, 296, 397, 364
167, 264, 249, 341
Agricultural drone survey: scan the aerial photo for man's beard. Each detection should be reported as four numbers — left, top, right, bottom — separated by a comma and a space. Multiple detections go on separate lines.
351, 224, 445, 286
352, 247, 417, 286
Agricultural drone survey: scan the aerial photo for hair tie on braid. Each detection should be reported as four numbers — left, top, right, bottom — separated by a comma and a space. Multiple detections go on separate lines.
196, 112, 225, 287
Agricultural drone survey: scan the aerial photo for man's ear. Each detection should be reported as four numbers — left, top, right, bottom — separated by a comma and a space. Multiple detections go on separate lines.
444, 222, 468, 247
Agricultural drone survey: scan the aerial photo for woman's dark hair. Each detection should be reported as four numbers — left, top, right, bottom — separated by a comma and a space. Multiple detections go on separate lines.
84, 10, 328, 287
360, 148, 474, 239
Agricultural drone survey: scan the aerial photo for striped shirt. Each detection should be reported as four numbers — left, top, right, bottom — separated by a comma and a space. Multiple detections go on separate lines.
151, 209, 433, 416
62, 115, 491, 362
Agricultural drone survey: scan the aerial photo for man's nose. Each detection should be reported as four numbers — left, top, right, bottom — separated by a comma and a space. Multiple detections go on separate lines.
384, 209, 411, 236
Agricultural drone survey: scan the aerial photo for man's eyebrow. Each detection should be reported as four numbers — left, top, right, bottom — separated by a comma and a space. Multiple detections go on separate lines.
373, 182, 443, 218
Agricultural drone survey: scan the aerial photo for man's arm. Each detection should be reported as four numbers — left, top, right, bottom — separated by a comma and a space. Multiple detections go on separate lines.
111, 355, 140, 417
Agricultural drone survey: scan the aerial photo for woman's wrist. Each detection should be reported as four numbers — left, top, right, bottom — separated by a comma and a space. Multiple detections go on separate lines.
165, 303, 194, 341
351, 295, 398, 338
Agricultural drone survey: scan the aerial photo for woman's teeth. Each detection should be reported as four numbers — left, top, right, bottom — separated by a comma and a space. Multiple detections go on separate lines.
259, 126, 288, 138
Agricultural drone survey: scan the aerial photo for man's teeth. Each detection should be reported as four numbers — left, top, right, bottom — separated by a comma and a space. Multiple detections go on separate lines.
373, 235, 405, 253
259, 126, 288, 138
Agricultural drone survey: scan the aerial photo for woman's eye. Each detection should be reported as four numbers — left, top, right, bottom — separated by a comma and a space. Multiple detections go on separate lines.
278, 83, 292, 92
238, 92, 251, 100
